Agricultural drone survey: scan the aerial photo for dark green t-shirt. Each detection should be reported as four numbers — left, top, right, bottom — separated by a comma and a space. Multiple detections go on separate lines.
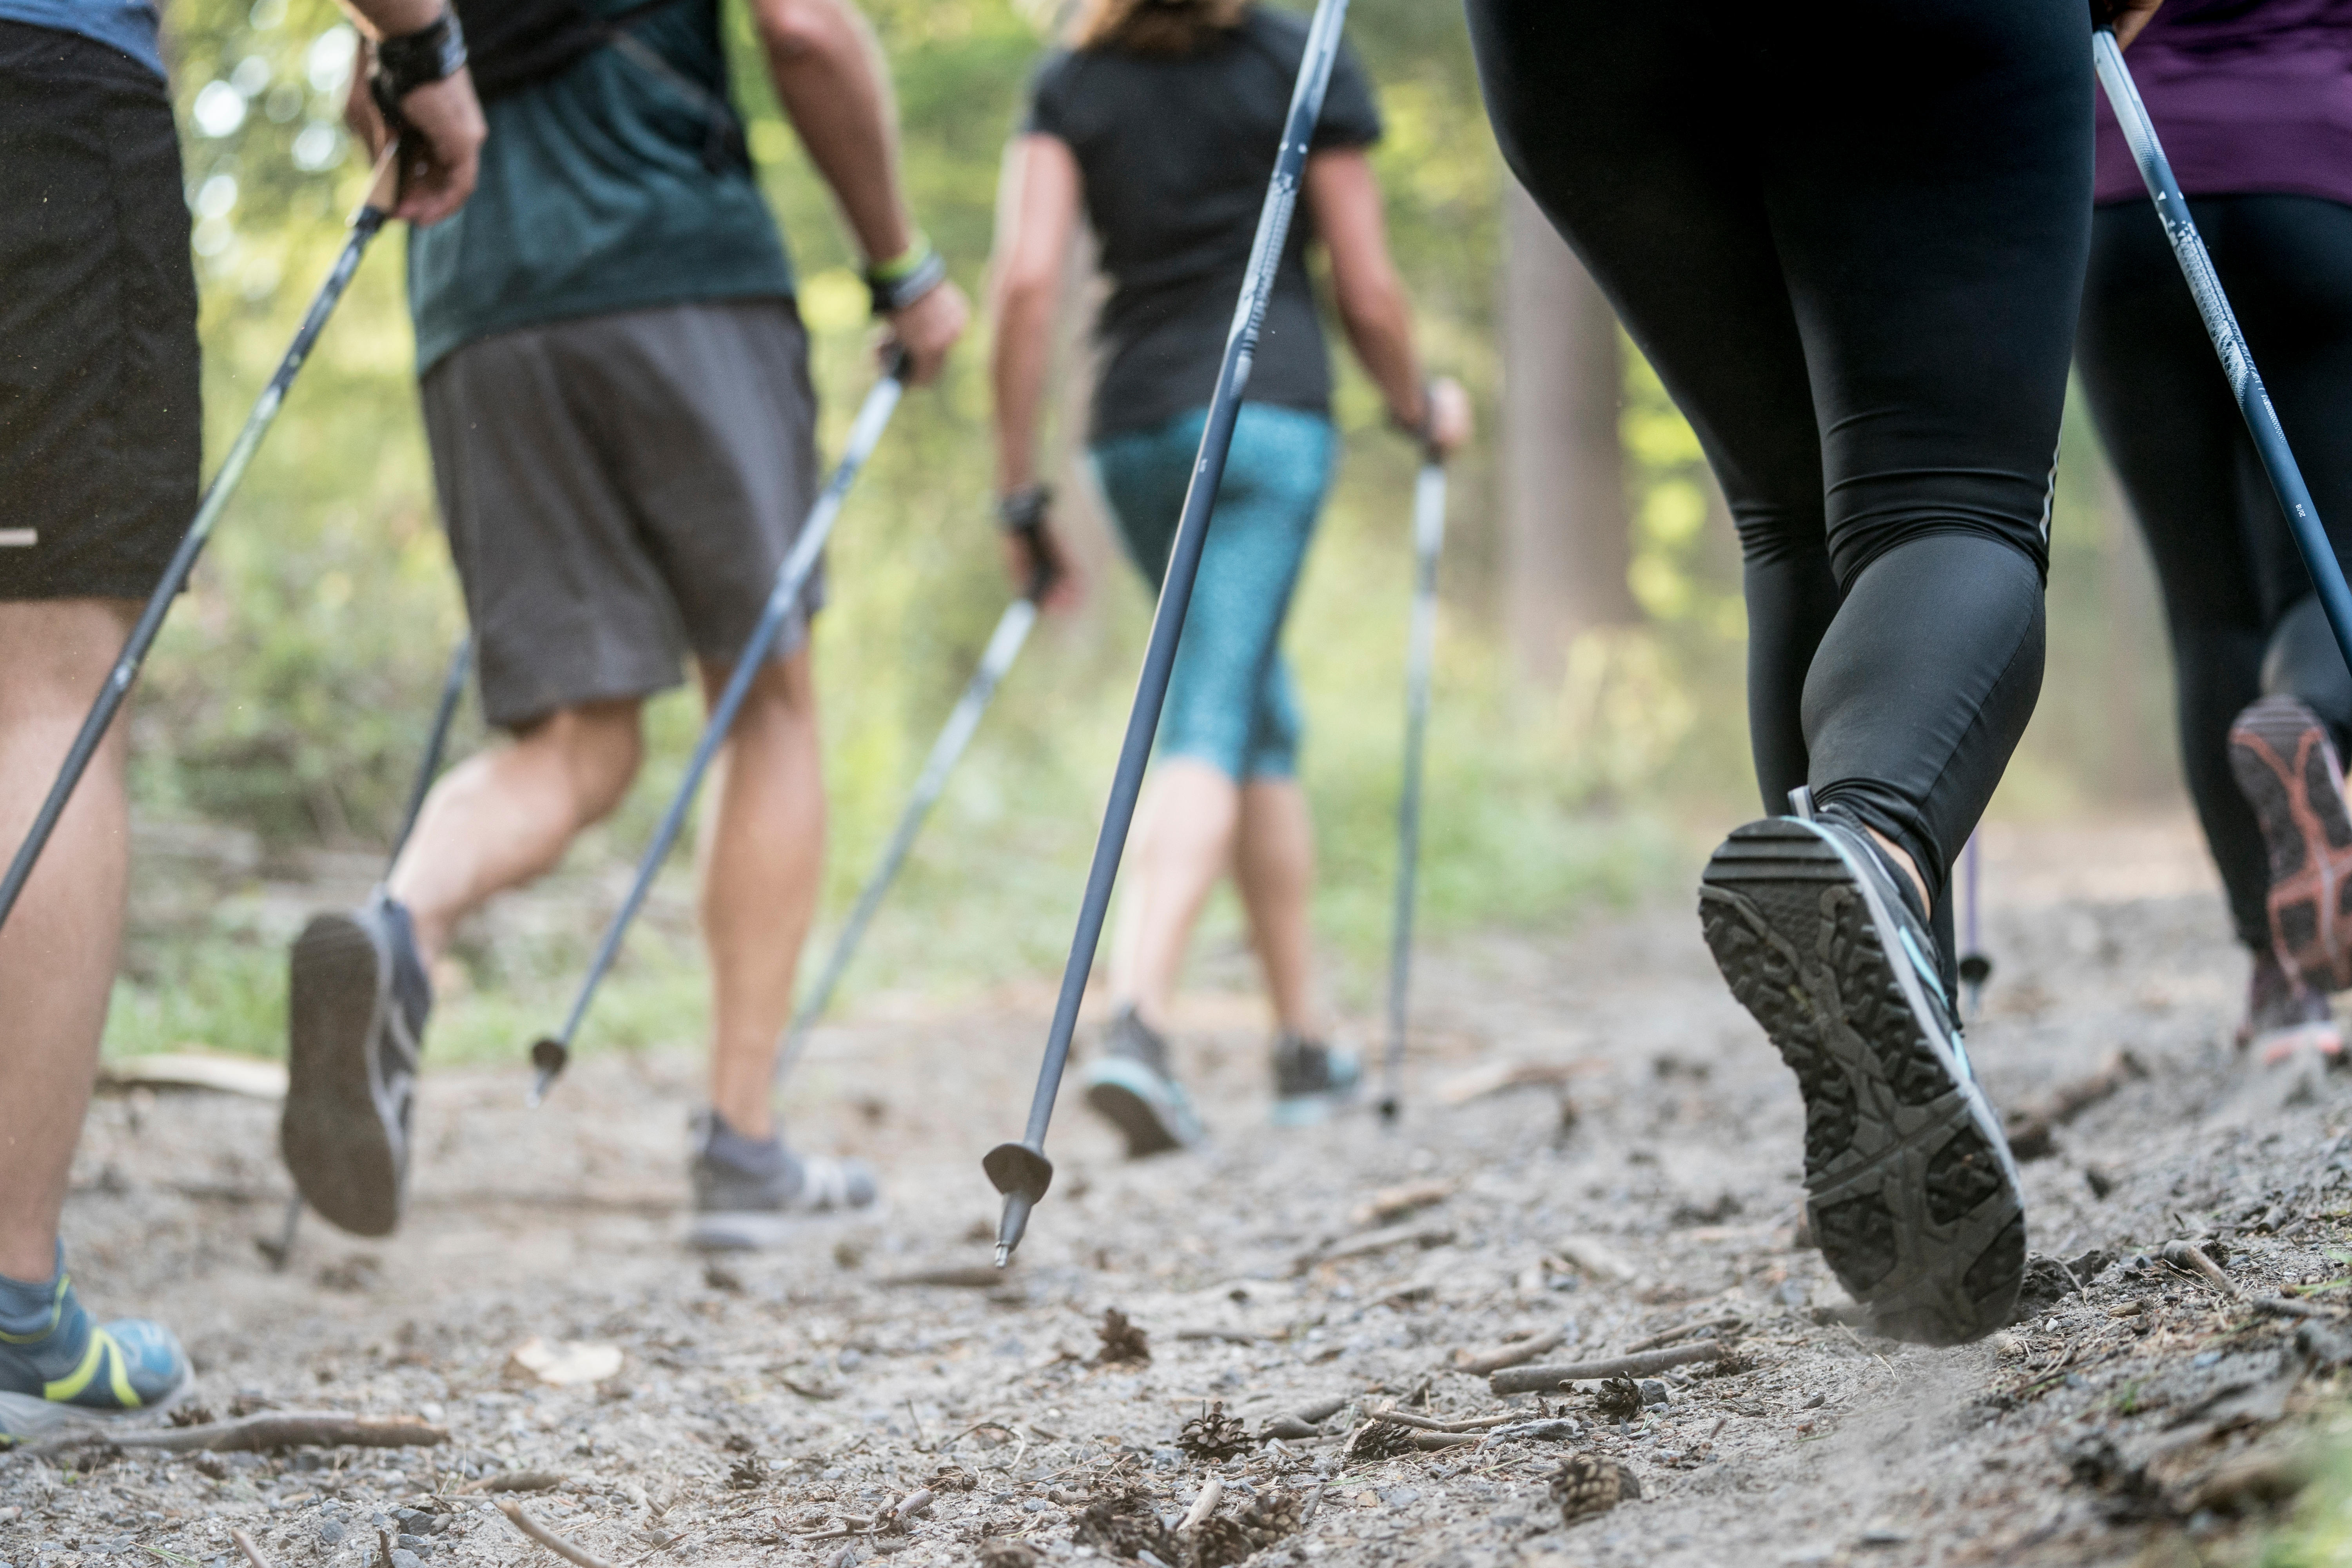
406, 0, 794, 374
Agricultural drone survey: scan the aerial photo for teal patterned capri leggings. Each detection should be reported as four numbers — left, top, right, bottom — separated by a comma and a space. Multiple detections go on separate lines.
1090, 403, 1336, 781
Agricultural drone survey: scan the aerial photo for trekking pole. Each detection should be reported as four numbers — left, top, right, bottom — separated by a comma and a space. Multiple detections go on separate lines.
772, 532, 1056, 1090
1957, 832, 1992, 1015
263, 630, 472, 1272
1376, 453, 1447, 1123
526, 352, 913, 1105
0, 148, 401, 936
985, 0, 1357, 1266
2095, 30, 2352, 675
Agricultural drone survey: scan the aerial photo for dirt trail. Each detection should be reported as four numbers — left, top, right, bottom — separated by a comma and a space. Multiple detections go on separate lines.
9, 816, 2352, 1568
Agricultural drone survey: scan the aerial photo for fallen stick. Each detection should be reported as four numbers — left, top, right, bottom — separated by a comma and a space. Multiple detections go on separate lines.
458, 1471, 565, 1494
1623, 1315, 1744, 1354
2003, 1049, 2147, 1161
2161, 1239, 2242, 1299
1451, 1326, 1570, 1375
1474, 1419, 1581, 1448
1294, 1221, 1454, 1273
2255, 1296, 2335, 1321
1349, 1180, 1455, 1229
1409, 1431, 1480, 1450
1366, 1406, 1521, 1434
229, 1530, 274, 1568
39, 1412, 447, 1454
880, 1265, 1010, 1289
497, 1499, 616, 1568
1490, 1343, 1724, 1395
1180, 1476, 1224, 1533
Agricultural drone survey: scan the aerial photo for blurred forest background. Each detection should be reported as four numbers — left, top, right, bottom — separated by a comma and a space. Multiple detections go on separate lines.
109, 0, 2183, 1064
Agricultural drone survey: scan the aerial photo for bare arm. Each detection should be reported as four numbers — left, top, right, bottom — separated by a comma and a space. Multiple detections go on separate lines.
984, 133, 1082, 605
1304, 149, 1468, 454
751, 0, 967, 380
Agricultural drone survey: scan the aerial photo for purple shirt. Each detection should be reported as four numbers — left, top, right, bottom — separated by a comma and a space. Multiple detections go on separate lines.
2094, 0, 2352, 209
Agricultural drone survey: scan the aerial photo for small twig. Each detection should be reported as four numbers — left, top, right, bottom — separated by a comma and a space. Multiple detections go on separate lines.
1410, 1431, 1481, 1450
1365, 1406, 1521, 1434
1490, 1342, 1725, 1394
229, 1531, 274, 1568
2161, 1240, 2243, 1299
1472, 1419, 1580, 1449
1293, 1221, 1455, 1273
891, 1490, 934, 1529
456, 1471, 565, 1495
2255, 1295, 2334, 1321
498, 1498, 618, 1568
1451, 1326, 1570, 1375
1180, 1476, 1224, 1533
1176, 1329, 1265, 1345
32, 1411, 446, 1455
904, 1397, 928, 1453
1623, 1315, 1744, 1354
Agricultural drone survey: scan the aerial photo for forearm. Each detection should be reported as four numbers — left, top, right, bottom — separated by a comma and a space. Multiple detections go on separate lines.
1339, 267, 1425, 430
338, 0, 445, 40
758, 0, 913, 264
991, 281, 1056, 492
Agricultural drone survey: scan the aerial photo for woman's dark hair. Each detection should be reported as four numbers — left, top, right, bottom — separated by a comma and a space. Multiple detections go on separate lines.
1071, 0, 1247, 56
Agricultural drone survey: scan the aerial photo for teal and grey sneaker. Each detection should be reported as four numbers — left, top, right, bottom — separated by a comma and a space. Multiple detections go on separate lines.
1270, 1033, 1361, 1126
283, 892, 432, 1238
0, 1251, 191, 1447
1082, 1005, 1205, 1158
688, 1111, 880, 1251
1698, 806, 2024, 1345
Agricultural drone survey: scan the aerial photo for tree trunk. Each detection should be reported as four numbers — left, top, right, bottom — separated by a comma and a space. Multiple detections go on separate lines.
1501, 178, 1637, 681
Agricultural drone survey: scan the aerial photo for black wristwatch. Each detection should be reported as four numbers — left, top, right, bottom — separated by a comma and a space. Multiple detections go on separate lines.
996, 484, 1052, 534
375, 7, 467, 102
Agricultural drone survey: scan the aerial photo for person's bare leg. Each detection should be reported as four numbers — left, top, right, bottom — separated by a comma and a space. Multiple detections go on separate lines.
696, 650, 824, 1142
1108, 759, 1241, 1029
1234, 776, 1324, 1038
0, 599, 138, 1280
387, 698, 645, 964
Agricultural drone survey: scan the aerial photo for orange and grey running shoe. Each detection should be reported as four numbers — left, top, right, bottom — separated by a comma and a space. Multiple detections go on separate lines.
2237, 948, 2343, 1067
2229, 696, 2352, 993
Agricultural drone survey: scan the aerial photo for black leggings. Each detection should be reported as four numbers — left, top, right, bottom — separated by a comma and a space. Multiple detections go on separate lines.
1465, 0, 2091, 916
2078, 194, 2352, 952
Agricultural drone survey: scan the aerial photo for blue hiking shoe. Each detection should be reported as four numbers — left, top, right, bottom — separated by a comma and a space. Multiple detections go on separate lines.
1270, 1033, 1361, 1126
1082, 1006, 1205, 1159
1698, 808, 2024, 1346
687, 1111, 880, 1251
283, 891, 432, 1237
0, 1252, 191, 1447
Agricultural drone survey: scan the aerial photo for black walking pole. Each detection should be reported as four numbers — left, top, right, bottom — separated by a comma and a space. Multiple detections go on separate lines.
2095, 30, 2352, 673
0, 150, 401, 936
262, 632, 473, 1270
984, 0, 1356, 1266
772, 534, 1055, 1090
1376, 455, 1447, 1123
526, 354, 913, 1105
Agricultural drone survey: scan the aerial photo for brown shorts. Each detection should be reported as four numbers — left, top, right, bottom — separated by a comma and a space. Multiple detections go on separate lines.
420, 298, 820, 730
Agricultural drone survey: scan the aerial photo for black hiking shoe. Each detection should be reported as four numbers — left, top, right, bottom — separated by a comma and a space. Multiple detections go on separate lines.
1081, 1005, 1205, 1158
1270, 1033, 1361, 1126
687, 1111, 880, 1251
282, 893, 431, 1238
2229, 696, 2352, 993
1699, 813, 2024, 1345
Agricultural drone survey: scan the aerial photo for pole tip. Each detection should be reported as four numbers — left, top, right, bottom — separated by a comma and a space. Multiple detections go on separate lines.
994, 1192, 1033, 1266
994, 1243, 1011, 1270
526, 1036, 568, 1108
1377, 1096, 1400, 1124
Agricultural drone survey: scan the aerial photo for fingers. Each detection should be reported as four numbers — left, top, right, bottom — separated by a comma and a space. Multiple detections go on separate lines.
884, 281, 971, 387
1428, 377, 1474, 459
388, 72, 486, 227
2112, 1, 2162, 47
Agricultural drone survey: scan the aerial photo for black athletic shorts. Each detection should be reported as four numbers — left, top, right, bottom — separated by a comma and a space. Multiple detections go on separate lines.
0, 19, 200, 602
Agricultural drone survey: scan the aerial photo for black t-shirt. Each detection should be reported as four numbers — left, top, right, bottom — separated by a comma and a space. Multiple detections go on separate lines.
1024, 7, 1382, 441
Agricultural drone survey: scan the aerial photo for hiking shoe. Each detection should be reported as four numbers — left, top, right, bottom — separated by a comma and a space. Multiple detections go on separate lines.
2238, 947, 2343, 1067
283, 892, 431, 1238
0, 1253, 191, 1447
1270, 1032, 1361, 1126
2230, 696, 2352, 993
1081, 1005, 1205, 1158
1699, 813, 2025, 1345
688, 1111, 879, 1251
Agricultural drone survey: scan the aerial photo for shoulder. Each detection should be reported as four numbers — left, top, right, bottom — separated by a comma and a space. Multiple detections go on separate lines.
1024, 46, 1084, 132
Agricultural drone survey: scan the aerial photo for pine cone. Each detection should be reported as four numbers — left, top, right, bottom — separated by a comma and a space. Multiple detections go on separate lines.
1178, 1401, 1252, 1461
980, 1542, 1044, 1568
1550, 1452, 1641, 1523
1189, 1515, 1254, 1568
1238, 1491, 1307, 1546
927, 1464, 977, 1492
1073, 1490, 1181, 1563
1347, 1420, 1420, 1461
1591, 1376, 1644, 1419
1097, 1307, 1152, 1366
725, 1455, 769, 1490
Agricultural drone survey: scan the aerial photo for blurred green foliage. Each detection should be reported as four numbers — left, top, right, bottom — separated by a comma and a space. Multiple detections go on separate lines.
107, 0, 2173, 1064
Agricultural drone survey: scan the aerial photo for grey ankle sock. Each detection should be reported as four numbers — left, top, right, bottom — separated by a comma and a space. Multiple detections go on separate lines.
0, 1243, 66, 1339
